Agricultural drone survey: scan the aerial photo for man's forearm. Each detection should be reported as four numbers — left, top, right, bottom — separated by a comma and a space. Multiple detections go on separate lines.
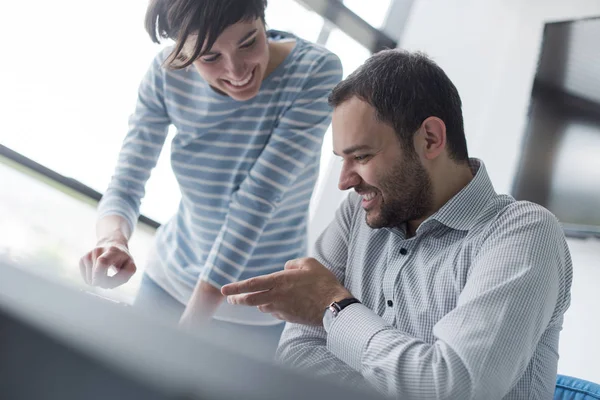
277, 323, 371, 390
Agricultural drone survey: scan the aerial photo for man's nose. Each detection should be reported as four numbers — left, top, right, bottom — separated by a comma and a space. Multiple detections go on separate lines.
338, 163, 360, 191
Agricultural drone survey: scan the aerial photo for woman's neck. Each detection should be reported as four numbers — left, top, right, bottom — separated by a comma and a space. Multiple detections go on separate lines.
263, 40, 295, 80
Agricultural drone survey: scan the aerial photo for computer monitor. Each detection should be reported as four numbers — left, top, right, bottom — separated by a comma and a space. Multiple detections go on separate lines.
0, 260, 383, 400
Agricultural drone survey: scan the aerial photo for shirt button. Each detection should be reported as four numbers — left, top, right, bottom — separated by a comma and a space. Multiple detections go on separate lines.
399, 248, 408, 255
387, 300, 394, 307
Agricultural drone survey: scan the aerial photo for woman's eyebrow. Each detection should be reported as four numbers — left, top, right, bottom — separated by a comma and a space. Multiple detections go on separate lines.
203, 29, 258, 56
237, 29, 258, 44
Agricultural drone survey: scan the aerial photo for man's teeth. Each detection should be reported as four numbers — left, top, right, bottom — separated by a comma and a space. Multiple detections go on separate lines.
363, 192, 376, 201
228, 71, 253, 87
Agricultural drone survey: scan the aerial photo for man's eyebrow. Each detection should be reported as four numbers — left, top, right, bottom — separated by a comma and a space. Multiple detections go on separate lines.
202, 29, 258, 56
333, 144, 373, 156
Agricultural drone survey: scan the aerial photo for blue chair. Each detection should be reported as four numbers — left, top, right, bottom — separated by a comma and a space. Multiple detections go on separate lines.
555, 374, 600, 399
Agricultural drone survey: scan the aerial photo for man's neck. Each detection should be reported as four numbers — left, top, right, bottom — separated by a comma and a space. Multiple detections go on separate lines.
407, 161, 474, 236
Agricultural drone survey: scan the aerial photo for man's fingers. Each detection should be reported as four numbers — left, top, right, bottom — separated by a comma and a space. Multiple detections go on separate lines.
284, 258, 302, 270
257, 303, 276, 314
221, 274, 276, 296
228, 289, 274, 306
270, 313, 284, 320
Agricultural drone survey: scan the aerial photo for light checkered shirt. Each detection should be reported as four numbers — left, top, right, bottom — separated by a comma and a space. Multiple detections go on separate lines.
277, 159, 572, 399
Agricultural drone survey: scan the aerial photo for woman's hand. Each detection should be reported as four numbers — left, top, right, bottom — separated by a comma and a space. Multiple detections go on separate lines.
79, 237, 136, 289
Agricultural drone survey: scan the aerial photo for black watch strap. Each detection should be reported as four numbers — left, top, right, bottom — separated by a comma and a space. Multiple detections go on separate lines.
328, 297, 361, 317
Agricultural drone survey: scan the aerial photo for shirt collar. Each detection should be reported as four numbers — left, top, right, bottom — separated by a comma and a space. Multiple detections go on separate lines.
420, 158, 496, 233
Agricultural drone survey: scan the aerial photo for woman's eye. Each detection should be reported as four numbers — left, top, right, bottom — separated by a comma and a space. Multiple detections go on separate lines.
202, 54, 220, 63
240, 37, 257, 49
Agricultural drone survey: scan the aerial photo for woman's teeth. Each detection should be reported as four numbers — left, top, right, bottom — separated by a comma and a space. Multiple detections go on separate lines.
228, 71, 253, 87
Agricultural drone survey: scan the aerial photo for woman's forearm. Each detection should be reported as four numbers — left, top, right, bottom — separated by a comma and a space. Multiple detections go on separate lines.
188, 280, 225, 315
96, 215, 132, 245
180, 280, 225, 327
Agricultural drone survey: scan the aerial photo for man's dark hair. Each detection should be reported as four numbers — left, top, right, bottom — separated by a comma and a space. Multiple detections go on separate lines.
328, 50, 468, 161
145, 0, 268, 69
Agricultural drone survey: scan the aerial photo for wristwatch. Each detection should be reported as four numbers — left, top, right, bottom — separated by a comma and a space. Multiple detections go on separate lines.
323, 297, 361, 331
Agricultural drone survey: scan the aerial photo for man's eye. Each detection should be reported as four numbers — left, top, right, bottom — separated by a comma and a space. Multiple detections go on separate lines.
354, 155, 369, 162
240, 37, 257, 49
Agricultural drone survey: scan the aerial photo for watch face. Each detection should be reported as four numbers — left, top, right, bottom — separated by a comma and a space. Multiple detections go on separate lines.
323, 307, 335, 330
329, 305, 339, 317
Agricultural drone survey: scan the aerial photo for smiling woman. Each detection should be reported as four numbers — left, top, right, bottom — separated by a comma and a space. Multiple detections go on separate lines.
176, 21, 295, 101
75, 0, 343, 354
147, 0, 272, 101
0, 0, 386, 357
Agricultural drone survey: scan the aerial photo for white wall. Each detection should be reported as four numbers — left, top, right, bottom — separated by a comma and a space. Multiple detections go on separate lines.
308, 0, 600, 384
400, 0, 600, 194
398, 0, 600, 383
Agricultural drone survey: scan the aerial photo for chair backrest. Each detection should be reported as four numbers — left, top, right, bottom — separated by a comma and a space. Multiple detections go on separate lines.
555, 374, 600, 400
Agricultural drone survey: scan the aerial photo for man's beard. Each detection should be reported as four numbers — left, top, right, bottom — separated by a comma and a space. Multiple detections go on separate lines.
363, 152, 433, 229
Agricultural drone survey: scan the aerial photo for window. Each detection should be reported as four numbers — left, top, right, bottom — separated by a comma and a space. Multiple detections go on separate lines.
265, 0, 325, 43
343, 0, 393, 28
0, 0, 389, 302
0, 1, 172, 223
0, 160, 155, 303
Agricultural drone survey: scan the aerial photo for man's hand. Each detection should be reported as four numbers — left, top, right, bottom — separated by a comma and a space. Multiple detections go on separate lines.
221, 257, 352, 326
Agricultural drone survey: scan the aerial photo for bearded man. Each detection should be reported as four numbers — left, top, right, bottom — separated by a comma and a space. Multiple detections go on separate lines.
222, 49, 573, 400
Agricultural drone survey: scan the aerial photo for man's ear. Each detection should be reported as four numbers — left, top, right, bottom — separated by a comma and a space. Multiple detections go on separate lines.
415, 116, 447, 161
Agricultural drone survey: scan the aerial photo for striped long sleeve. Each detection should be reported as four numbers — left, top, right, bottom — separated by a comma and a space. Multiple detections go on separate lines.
96, 33, 344, 325
97, 52, 170, 231
202, 54, 343, 287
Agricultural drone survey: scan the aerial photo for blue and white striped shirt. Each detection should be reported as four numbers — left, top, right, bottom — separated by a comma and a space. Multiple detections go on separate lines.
98, 31, 342, 324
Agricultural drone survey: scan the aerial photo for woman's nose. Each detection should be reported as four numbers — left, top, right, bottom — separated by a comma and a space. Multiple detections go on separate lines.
225, 56, 247, 79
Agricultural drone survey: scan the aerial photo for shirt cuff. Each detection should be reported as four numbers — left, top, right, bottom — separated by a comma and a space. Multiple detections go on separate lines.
326, 303, 389, 370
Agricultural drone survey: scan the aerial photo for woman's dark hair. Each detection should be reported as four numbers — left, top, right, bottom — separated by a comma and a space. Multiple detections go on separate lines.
145, 0, 268, 69
328, 49, 469, 162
